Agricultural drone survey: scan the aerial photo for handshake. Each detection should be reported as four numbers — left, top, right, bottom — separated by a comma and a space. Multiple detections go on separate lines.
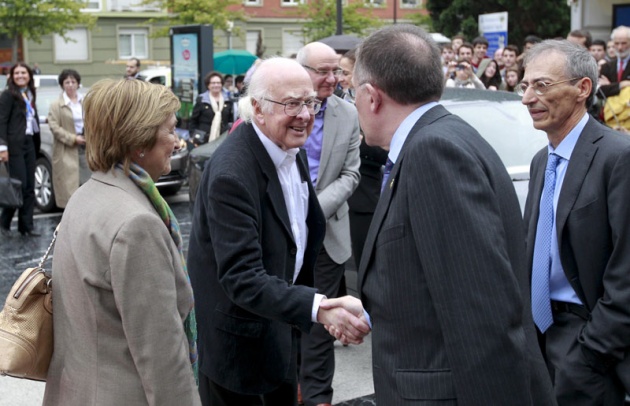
317, 296, 371, 345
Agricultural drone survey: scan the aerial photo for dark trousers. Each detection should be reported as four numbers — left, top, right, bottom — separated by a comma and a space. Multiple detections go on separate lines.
544, 311, 625, 406
299, 248, 346, 406
1, 136, 36, 233
199, 371, 297, 406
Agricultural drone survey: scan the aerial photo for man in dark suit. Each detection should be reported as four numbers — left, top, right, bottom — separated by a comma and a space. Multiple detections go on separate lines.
348, 25, 555, 405
599, 26, 630, 98
187, 57, 370, 406
521, 39, 630, 405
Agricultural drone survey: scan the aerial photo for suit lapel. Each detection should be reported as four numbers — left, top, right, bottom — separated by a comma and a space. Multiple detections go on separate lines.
243, 125, 294, 242
357, 104, 450, 296
555, 119, 600, 241
317, 96, 339, 182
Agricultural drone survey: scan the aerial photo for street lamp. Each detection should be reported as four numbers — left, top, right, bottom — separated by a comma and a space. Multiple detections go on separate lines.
227, 21, 234, 50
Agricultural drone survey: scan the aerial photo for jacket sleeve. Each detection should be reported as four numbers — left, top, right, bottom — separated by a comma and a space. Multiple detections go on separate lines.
109, 214, 200, 406
0, 91, 13, 147
599, 61, 621, 97
189, 99, 203, 133
48, 101, 77, 146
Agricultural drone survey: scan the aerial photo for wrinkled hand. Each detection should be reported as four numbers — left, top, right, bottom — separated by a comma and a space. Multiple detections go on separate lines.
598, 75, 611, 86
317, 296, 370, 345
0, 150, 8, 163
75, 135, 86, 146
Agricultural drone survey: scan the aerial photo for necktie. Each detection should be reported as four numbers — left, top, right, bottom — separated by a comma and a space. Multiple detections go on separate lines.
618, 59, 624, 83
531, 153, 560, 333
381, 158, 394, 194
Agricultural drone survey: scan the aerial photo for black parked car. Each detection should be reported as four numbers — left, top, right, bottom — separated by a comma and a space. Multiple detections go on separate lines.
187, 88, 548, 212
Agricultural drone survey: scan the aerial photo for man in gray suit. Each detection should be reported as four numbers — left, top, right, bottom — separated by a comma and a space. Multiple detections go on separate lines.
522, 40, 630, 405
352, 25, 555, 405
296, 42, 361, 406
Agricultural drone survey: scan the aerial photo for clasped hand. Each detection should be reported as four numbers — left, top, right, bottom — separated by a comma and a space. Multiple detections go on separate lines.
317, 296, 371, 345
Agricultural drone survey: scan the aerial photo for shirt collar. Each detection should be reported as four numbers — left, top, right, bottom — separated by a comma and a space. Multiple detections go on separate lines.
62, 91, 83, 106
252, 122, 299, 169
388, 101, 439, 163
548, 112, 589, 161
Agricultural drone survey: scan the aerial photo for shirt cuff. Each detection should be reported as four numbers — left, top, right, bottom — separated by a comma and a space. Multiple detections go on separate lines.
0, 145, 7, 152
363, 309, 372, 329
312, 293, 326, 323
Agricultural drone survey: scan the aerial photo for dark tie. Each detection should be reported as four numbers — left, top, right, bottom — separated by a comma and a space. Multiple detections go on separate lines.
381, 158, 394, 194
619, 59, 624, 83
531, 153, 560, 333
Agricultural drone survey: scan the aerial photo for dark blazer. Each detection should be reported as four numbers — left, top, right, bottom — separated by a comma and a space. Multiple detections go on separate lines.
599, 58, 630, 97
358, 104, 555, 405
0, 89, 41, 155
524, 117, 630, 378
187, 123, 326, 395
189, 94, 233, 136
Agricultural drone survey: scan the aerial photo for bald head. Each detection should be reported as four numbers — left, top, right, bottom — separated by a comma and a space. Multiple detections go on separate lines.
296, 42, 341, 100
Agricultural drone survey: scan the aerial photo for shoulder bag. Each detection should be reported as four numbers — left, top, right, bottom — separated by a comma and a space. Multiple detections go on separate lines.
0, 162, 23, 209
0, 226, 58, 381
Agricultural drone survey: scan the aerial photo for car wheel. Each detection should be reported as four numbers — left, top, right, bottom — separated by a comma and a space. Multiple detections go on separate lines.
158, 184, 182, 196
34, 157, 56, 212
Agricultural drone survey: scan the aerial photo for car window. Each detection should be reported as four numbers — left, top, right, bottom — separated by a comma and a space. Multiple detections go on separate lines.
442, 100, 548, 168
36, 90, 62, 118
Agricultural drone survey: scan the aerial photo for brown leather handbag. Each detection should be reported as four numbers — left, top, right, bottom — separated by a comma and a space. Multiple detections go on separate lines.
0, 226, 57, 381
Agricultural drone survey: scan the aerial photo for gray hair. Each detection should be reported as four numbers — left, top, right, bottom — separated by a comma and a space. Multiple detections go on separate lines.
353, 24, 443, 105
238, 96, 255, 123
611, 25, 630, 41
524, 39, 598, 106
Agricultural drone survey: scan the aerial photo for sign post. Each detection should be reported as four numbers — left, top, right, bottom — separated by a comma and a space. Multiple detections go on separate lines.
479, 12, 508, 58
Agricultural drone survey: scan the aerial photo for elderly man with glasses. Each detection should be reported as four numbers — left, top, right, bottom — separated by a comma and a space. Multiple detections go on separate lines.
521, 39, 630, 405
295, 41, 362, 406
187, 57, 369, 406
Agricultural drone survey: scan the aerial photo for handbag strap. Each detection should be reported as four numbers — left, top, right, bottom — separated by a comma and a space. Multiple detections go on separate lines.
38, 225, 60, 270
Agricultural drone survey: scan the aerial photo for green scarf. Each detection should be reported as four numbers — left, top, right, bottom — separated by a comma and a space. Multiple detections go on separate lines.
117, 162, 198, 383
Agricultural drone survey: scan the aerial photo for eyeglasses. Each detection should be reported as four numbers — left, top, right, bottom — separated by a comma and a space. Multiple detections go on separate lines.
263, 98, 322, 116
302, 65, 344, 77
515, 77, 582, 96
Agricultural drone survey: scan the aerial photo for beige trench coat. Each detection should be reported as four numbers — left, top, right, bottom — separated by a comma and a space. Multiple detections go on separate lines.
48, 95, 80, 208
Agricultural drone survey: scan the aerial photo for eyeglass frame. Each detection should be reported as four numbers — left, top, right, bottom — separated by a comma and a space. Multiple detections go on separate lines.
263, 98, 322, 116
515, 77, 582, 96
302, 64, 344, 77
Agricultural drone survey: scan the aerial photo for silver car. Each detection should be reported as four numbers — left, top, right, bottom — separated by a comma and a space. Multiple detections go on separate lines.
35, 87, 189, 212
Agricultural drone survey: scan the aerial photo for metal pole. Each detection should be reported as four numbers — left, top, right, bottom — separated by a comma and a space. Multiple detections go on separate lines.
393, 0, 397, 24
336, 0, 343, 35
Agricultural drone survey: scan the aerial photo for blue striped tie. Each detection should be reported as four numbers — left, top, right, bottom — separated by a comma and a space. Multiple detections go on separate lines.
381, 158, 394, 194
531, 153, 560, 333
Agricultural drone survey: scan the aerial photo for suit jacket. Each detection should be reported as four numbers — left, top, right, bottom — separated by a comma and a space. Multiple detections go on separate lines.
600, 58, 630, 97
315, 95, 361, 264
43, 169, 200, 406
48, 94, 81, 208
524, 117, 630, 377
0, 89, 41, 155
358, 105, 555, 405
187, 123, 326, 395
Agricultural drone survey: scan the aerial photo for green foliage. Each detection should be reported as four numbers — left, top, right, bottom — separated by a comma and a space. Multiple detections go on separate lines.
295, 0, 383, 42
426, 0, 570, 49
145, 0, 247, 38
407, 12, 434, 31
0, 0, 96, 62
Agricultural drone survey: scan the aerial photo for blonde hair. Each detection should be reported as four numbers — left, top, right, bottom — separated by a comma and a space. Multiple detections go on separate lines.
84, 79, 180, 173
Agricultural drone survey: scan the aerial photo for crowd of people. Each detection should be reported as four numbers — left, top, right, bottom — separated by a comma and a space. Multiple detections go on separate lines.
1, 22, 630, 406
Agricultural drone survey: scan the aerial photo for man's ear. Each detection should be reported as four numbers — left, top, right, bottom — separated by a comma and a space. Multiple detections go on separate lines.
364, 83, 382, 114
252, 99, 265, 123
576, 77, 592, 104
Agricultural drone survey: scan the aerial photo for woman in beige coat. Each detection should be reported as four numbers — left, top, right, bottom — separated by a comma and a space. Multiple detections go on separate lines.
47, 69, 86, 208
43, 79, 200, 406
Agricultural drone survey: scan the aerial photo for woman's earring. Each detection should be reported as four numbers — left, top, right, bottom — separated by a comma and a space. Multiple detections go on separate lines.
139, 152, 145, 158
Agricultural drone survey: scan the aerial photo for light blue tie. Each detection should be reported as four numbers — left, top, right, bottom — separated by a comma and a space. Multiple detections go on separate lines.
531, 153, 560, 333
381, 158, 394, 194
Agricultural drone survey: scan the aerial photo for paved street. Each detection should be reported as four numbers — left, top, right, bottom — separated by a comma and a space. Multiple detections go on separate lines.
0, 188, 375, 405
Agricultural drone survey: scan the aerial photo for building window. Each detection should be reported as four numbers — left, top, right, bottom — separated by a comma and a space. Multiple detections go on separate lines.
365, 0, 385, 5
400, 0, 419, 8
244, 0, 261, 5
281, 0, 303, 6
246, 30, 261, 55
109, 0, 161, 12
54, 28, 90, 62
118, 28, 148, 59
282, 30, 304, 57
82, 0, 101, 11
